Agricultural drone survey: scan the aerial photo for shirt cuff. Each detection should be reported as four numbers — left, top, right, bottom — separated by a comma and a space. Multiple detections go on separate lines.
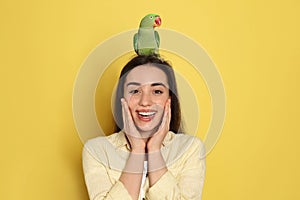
107, 180, 132, 200
146, 171, 178, 199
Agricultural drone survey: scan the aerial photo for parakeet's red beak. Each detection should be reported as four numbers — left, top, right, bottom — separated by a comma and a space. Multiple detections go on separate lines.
154, 16, 161, 27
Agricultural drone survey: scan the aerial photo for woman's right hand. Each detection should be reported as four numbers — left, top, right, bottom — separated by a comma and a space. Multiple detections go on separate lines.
121, 98, 146, 153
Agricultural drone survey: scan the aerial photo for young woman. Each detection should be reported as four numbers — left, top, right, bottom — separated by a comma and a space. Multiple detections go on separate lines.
82, 55, 206, 200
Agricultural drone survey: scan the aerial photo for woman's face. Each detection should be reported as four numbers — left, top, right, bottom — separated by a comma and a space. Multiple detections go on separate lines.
124, 64, 170, 135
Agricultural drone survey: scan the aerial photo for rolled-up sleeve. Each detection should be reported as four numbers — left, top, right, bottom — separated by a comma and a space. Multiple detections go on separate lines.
146, 139, 206, 200
82, 146, 132, 200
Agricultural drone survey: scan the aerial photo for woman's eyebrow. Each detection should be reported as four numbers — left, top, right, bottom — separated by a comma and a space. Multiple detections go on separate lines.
126, 82, 141, 87
126, 82, 167, 87
151, 82, 167, 87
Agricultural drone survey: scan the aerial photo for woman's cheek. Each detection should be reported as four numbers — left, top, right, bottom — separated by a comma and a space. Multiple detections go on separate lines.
125, 94, 135, 103
155, 97, 168, 106
127, 97, 138, 111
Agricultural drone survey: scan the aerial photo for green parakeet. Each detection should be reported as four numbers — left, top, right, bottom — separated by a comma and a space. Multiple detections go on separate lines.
133, 14, 161, 56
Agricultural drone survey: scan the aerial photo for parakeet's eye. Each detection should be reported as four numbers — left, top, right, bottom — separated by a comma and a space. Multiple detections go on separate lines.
150, 16, 153, 19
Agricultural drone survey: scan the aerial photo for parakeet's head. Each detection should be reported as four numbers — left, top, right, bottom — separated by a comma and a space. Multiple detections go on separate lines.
140, 14, 161, 28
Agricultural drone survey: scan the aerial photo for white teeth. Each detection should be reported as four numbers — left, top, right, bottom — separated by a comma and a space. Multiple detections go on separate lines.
138, 112, 155, 116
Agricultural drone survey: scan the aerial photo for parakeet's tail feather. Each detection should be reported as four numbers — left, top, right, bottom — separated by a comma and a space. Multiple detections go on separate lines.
133, 33, 138, 54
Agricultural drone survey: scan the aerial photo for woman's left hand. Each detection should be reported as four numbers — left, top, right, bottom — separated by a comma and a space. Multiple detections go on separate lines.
147, 99, 171, 152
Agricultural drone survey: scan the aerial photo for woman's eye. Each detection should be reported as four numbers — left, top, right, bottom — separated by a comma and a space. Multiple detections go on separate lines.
154, 90, 163, 94
129, 89, 139, 94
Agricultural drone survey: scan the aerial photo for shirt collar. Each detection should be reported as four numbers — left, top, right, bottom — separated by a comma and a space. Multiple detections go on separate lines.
114, 130, 128, 149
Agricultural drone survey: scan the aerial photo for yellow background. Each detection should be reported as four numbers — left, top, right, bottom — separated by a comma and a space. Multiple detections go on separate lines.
1, 0, 299, 199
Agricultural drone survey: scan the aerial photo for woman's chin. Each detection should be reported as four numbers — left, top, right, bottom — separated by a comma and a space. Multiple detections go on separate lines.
136, 125, 159, 138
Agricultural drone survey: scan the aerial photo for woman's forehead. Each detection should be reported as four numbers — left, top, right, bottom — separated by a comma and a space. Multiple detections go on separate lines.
124, 65, 168, 86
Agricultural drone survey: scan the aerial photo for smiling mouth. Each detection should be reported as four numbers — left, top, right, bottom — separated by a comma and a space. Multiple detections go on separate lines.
137, 111, 156, 121
138, 111, 156, 116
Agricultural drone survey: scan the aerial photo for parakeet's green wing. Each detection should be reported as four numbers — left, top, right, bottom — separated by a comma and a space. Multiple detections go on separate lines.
133, 33, 138, 54
154, 30, 160, 48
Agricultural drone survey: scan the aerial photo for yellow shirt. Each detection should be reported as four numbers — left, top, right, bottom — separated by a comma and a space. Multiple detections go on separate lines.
82, 131, 206, 199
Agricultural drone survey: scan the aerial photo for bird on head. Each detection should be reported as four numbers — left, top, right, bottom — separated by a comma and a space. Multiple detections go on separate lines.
133, 14, 162, 56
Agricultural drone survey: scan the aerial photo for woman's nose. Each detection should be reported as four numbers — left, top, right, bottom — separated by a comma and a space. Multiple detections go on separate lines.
139, 91, 152, 106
